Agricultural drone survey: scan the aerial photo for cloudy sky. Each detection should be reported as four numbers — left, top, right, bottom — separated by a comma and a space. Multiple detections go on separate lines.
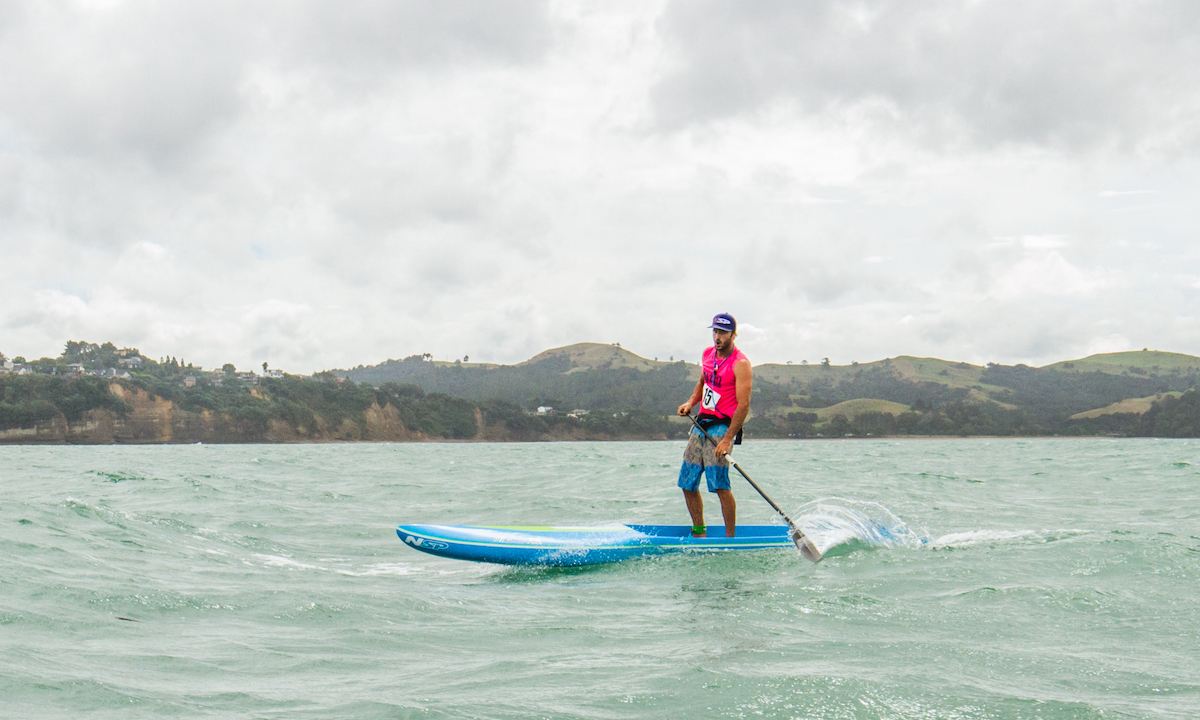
3, 0, 1200, 373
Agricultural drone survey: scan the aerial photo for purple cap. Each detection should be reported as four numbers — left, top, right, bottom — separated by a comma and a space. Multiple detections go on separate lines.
708, 313, 736, 333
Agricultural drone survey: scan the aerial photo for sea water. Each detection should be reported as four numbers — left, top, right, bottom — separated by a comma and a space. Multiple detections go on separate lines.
1, 439, 1197, 719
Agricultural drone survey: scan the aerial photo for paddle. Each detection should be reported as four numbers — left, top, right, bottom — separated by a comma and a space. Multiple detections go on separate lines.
686, 413, 823, 562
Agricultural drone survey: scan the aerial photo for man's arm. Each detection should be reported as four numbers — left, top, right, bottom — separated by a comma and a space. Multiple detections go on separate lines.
678, 377, 704, 416
715, 358, 753, 457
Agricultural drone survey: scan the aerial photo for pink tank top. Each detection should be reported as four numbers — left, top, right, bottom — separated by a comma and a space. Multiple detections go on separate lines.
700, 346, 746, 420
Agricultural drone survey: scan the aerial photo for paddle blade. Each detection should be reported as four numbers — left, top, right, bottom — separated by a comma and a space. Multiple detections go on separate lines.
789, 526, 823, 563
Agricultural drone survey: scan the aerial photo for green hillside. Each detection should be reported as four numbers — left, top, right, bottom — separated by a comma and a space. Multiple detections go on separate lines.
1069, 392, 1183, 420
1043, 350, 1200, 375
756, 356, 987, 389
813, 399, 911, 421
339, 345, 1200, 437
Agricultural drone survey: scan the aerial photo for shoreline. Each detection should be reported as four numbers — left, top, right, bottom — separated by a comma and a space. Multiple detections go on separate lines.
0, 434, 1156, 447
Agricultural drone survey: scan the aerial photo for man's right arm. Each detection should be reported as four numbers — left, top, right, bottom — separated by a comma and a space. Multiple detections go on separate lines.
678, 378, 704, 416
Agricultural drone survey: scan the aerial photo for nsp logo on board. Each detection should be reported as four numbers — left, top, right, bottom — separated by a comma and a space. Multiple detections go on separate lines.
404, 535, 449, 551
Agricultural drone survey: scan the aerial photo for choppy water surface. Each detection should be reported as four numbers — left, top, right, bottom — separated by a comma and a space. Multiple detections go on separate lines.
2, 439, 1198, 719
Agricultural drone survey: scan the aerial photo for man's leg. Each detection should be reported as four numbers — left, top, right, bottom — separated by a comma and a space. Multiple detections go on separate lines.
703, 428, 735, 537
715, 488, 736, 537
678, 432, 708, 536
683, 489, 706, 537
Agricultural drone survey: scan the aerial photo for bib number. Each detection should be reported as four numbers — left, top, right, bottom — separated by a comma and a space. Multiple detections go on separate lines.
701, 384, 721, 412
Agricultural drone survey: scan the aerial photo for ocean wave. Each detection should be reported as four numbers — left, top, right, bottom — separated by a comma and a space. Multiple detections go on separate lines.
931, 528, 1090, 549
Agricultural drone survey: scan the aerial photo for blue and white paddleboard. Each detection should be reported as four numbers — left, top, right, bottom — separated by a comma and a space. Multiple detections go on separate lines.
396, 524, 798, 566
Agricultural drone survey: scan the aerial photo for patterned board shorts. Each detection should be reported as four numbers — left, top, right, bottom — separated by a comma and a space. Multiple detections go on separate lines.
677, 424, 731, 492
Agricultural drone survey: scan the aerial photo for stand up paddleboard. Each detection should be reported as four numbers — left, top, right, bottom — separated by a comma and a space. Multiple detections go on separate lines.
396, 524, 806, 566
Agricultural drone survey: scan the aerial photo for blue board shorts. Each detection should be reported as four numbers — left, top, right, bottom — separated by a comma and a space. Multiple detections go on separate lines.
678, 423, 731, 492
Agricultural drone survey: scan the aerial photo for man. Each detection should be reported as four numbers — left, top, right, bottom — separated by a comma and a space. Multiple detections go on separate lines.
676, 313, 753, 538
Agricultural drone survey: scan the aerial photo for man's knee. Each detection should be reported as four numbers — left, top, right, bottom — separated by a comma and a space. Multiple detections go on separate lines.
678, 461, 704, 491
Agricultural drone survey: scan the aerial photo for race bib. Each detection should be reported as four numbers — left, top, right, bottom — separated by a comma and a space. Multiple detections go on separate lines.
701, 384, 721, 412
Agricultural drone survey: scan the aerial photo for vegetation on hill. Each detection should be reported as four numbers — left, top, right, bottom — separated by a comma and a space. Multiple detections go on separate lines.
9, 341, 1200, 442
339, 344, 1200, 439
351, 351, 974, 437
341, 345, 699, 415
1, 342, 684, 442
744, 359, 1200, 438
0, 374, 128, 430
1132, 390, 1200, 437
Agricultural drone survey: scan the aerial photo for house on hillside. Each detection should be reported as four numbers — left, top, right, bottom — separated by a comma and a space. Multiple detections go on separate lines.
183, 375, 196, 388
537, 406, 553, 416
264, 368, 284, 378
237, 372, 258, 384
118, 356, 143, 368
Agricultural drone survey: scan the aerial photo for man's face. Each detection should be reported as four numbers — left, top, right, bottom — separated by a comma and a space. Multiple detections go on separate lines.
713, 328, 734, 353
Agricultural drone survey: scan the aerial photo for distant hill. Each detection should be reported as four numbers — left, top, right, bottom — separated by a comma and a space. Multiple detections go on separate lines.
9, 340, 1200, 442
0, 343, 687, 444
520, 343, 666, 373
1042, 350, 1200, 374
339, 343, 700, 414
756, 356, 987, 389
337, 344, 1200, 437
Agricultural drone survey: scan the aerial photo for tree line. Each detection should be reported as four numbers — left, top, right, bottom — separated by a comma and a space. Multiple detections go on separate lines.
1, 344, 685, 441
8, 341, 1200, 441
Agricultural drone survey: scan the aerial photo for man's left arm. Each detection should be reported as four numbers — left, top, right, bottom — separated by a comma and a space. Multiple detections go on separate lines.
716, 358, 753, 458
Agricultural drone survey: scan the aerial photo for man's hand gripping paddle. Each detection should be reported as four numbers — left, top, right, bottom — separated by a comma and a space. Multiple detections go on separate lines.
687, 413, 823, 562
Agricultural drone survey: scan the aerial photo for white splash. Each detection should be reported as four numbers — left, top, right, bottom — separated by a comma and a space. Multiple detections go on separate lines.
253, 554, 321, 571
793, 497, 927, 557
336, 562, 420, 577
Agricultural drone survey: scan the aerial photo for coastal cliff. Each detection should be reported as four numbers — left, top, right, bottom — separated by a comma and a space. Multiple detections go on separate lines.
0, 384, 426, 444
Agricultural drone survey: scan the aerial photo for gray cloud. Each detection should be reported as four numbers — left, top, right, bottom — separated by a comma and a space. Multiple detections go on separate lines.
3, 3, 1200, 372
0, 3, 250, 166
0, 1, 552, 167
655, 0, 1200, 153
276, 0, 551, 76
